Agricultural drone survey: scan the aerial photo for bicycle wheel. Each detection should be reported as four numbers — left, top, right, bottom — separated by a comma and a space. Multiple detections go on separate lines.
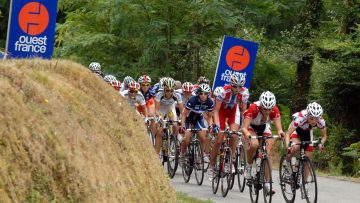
237, 145, 246, 192
249, 159, 260, 203
194, 142, 204, 185
147, 126, 155, 146
261, 158, 273, 203
221, 148, 233, 197
212, 158, 221, 194
302, 157, 317, 203
279, 156, 296, 203
167, 135, 179, 178
182, 145, 192, 183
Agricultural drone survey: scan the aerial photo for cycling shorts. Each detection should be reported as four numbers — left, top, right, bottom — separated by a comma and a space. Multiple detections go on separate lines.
219, 104, 241, 130
248, 123, 272, 136
290, 127, 314, 152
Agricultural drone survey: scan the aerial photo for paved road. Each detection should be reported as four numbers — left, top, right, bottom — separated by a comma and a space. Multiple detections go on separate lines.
171, 168, 360, 203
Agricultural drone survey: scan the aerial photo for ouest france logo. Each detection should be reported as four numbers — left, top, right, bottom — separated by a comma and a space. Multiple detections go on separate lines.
14, 2, 49, 54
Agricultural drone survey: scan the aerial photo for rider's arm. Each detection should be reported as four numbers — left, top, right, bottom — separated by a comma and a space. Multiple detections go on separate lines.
142, 104, 148, 118
213, 98, 222, 126
274, 118, 284, 137
155, 100, 161, 117
320, 127, 327, 145
206, 111, 214, 127
178, 102, 185, 119
181, 108, 189, 127
241, 117, 251, 138
285, 124, 296, 147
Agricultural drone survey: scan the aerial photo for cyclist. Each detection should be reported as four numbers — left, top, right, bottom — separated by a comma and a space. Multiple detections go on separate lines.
120, 76, 134, 92
179, 83, 214, 164
138, 75, 157, 135
285, 102, 326, 162
120, 81, 148, 119
111, 80, 121, 91
208, 73, 249, 179
88, 62, 104, 78
104, 74, 117, 84
193, 76, 210, 95
154, 78, 184, 155
241, 91, 284, 195
212, 86, 224, 99
181, 82, 194, 104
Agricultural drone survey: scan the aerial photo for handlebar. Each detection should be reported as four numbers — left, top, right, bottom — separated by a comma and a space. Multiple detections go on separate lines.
186, 128, 208, 132
290, 139, 321, 146
248, 135, 282, 140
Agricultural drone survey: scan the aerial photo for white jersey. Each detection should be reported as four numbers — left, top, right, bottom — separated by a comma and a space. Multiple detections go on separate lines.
120, 90, 146, 107
291, 110, 326, 130
155, 90, 183, 106
120, 83, 128, 92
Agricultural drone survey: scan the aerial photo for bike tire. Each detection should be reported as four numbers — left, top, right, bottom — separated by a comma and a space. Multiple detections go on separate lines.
261, 158, 273, 203
221, 148, 233, 197
194, 142, 204, 185
249, 159, 260, 203
302, 157, 318, 203
167, 135, 179, 178
182, 145, 192, 183
237, 145, 246, 192
212, 157, 221, 194
279, 155, 296, 203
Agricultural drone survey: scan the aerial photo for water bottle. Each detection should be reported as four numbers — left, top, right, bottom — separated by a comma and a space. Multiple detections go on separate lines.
291, 157, 298, 172
256, 157, 261, 171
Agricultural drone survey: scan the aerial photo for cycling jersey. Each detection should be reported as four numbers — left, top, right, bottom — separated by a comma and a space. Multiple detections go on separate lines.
291, 110, 326, 130
184, 96, 214, 129
140, 87, 156, 101
243, 101, 280, 136
152, 83, 161, 93
217, 85, 249, 109
155, 90, 183, 120
120, 90, 146, 107
289, 110, 326, 152
120, 83, 129, 92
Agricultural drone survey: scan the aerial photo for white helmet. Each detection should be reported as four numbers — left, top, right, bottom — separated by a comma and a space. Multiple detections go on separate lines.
307, 102, 323, 118
197, 83, 211, 94
104, 74, 117, 83
213, 86, 224, 97
123, 76, 134, 86
230, 73, 246, 86
89, 62, 101, 71
163, 78, 175, 90
259, 91, 276, 109
182, 82, 193, 93
138, 75, 151, 83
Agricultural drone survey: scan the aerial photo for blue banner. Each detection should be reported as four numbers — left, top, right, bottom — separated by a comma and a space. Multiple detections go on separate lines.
212, 36, 259, 90
5, 0, 58, 59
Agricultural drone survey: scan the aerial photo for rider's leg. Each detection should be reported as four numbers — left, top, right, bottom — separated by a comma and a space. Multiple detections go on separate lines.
155, 126, 164, 154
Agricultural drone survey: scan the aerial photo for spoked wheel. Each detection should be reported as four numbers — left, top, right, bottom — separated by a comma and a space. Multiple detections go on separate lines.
147, 127, 155, 146
167, 135, 179, 178
182, 145, 193, 183
237, 145, 246, 192
221, 148, 233, 197
194, 142, 204, 185
261, 158, 273, 203
249, 160, 260, 203
279, 156, 296, 203
302, 157, 317, 203
212, 158, 221, 194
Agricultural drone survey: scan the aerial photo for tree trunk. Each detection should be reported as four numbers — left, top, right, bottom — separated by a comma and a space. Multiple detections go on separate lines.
291, 0, 322, 113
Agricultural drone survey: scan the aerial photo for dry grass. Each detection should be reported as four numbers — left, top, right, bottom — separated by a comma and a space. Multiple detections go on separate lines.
0, 59, 176, 203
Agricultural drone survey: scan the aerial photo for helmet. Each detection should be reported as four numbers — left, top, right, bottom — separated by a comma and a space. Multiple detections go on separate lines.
307, 102, 323, 118
159, 77, 168, 88
89, 62, 101, 71
123, 76, 134, 86
128, 81, 140, 91
213, 86, 224, 97
111, 80, 121, 91
198, 76, 210, 84
197, 83, 211, 94
182, 82, 193, 93
230, 73, 246, 86
259, 91, 276, 109
138, 75, 151, 83
104, 74, 117, 83
163, 78, 175, 90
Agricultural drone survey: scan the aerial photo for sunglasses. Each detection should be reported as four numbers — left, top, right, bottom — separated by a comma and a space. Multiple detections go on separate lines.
165, 89, 174, 92
129, 90, 138, 94
231, 85, 242, 88
199, 92, 209, 96
262, 107, 272, 111
141, 83, 150, 87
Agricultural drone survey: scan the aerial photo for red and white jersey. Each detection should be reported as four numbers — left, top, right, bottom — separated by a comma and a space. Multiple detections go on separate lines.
244, 101, 280, 125
217, 85, 249, 109
291, 110, 326, 130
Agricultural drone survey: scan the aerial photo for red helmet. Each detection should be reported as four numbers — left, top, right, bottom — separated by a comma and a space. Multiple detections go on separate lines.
182, 82, 193, 93
138, 75, 151, 83
111, 80, 121, 91
128, 81, 140, 91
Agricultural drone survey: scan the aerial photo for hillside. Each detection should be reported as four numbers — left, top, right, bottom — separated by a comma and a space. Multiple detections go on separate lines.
0, 59, 176, 202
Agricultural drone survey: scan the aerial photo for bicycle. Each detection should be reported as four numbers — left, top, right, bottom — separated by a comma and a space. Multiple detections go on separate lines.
182, 128, 208, 185
247, 135, 280, 203
145, 117, 155, 146
229, 133, 247, 193
159, 117, 180, 178
279, 139, 321, 203
211, 128, 242, 197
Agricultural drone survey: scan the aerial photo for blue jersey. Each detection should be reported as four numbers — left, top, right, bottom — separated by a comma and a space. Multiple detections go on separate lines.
185, 96, 214, 120
140, 86, 156, 101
